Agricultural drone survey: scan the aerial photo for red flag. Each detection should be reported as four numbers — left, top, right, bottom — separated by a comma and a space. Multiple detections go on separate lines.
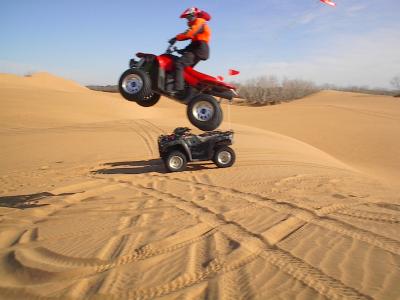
229, 69, 240, 76
320, 0, 336, 7
216, 76, 224, 81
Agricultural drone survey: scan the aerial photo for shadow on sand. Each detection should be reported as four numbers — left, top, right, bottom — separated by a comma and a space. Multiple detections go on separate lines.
92, 159, 214, 175
0, 192, 76, 209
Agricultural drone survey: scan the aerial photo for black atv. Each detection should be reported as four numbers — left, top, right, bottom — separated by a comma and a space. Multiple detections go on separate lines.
158, 127, 235, 172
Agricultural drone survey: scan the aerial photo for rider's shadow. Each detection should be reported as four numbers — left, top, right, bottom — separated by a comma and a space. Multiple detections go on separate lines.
92, 159, 214, 175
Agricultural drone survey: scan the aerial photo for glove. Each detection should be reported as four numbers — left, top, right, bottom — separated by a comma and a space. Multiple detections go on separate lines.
168, 37, 177, 45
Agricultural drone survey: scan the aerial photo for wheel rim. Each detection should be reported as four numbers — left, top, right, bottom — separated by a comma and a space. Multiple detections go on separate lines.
192, 101, 214, 122
169, 156, 184, 170
122, 74, 143, 94
217, 151, 231, 165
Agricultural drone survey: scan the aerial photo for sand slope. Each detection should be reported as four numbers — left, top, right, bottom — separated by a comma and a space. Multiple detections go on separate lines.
224, 91, 400, 185
1, 73, 400, 300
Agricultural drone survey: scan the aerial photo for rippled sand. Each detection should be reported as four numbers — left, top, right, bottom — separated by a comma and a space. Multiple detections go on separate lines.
1, 73, 399, 299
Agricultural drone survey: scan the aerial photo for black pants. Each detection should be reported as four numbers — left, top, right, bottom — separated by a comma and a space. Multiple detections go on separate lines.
175, 52, 199, 91
175, 41, 209, 91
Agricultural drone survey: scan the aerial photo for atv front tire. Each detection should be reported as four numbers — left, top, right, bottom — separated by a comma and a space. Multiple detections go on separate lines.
213, 146, 235, 168
187, 94, 222, 131
119, 68, 159, 106
136, 92, 161, 107
165, 151, 187, 172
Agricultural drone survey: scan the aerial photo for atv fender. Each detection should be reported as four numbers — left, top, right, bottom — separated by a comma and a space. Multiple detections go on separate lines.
180, 141, 193, 161
165, 142, 193, 162
215, 140, 232, 147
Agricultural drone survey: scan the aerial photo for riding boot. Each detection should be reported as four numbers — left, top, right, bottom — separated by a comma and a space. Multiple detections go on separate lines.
174, 63, 185, 91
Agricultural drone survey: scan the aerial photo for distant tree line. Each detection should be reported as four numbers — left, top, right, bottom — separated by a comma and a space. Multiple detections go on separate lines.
323, 85, 397, 97
87, 75, 400, 104
231, 75, 400, 105
391, 75, 400, 97
231, 76, 318, 105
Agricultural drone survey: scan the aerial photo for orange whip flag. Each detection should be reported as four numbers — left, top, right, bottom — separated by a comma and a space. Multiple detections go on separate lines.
229, 69, 240, 76
320, 0, 336, 7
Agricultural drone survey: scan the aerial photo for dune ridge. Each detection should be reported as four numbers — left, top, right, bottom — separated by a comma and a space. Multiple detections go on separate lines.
222, 90, 400, 185
0, 72, 89, 92
0, 73, 399, 300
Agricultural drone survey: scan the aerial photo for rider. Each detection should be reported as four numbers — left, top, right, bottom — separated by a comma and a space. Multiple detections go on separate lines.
169, 7, 211, 93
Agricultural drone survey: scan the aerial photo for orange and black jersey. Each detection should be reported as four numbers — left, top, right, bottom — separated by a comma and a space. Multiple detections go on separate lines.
176, 18, 211, 43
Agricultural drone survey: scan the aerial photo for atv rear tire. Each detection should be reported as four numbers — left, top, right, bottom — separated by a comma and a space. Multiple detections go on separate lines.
119, 68, 159, 106
187, 94, 222, 131
165, 151, 187, 172
213, 146, 235, 168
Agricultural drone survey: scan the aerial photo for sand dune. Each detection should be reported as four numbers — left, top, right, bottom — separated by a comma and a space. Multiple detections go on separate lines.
1, 73, 400, 300
0, 72, 88, 92
222, 91, 400, 185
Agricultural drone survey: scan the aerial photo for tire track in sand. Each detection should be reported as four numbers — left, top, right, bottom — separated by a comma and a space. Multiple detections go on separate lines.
134, 118, 166, 161
3, 227, 244, 300
2, 176, 260, 300
129, 120, 157, 158
214, 232, 256, 300
0, 181, 124, 250
11, 223, 216, 274
333, 209, 400, 224
94, 215, 135, 261
139, 119, 166, 135
3, 208, 188, 253
109, 254, 258, 300
143, 174, 400, 256
66, 214, 137, 298
129, 182, 370, 300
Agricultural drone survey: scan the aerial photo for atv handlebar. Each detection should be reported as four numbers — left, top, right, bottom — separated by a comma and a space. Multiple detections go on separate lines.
166, 44, 184, 55
168, 37, 177, 45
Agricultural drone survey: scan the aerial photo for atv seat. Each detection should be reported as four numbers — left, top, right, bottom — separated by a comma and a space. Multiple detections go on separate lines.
197, 135, 216, 143
185, 134, 214, 146
184, 136, 200, 146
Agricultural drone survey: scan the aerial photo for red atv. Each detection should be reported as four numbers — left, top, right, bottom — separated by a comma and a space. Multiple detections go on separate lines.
118, 43, 237, 131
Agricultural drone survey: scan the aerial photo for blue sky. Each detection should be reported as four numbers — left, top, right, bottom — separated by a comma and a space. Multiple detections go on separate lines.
1, 0, 399, 88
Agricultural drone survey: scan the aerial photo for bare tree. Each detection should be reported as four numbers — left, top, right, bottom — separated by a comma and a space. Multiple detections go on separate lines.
391, 76, 400, 90
237, 75, 318, 105
281, 78, 316, 100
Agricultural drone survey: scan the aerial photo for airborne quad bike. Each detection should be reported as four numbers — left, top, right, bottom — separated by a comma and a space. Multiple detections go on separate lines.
158, 127, 235, 172
119, 43, 237, 131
